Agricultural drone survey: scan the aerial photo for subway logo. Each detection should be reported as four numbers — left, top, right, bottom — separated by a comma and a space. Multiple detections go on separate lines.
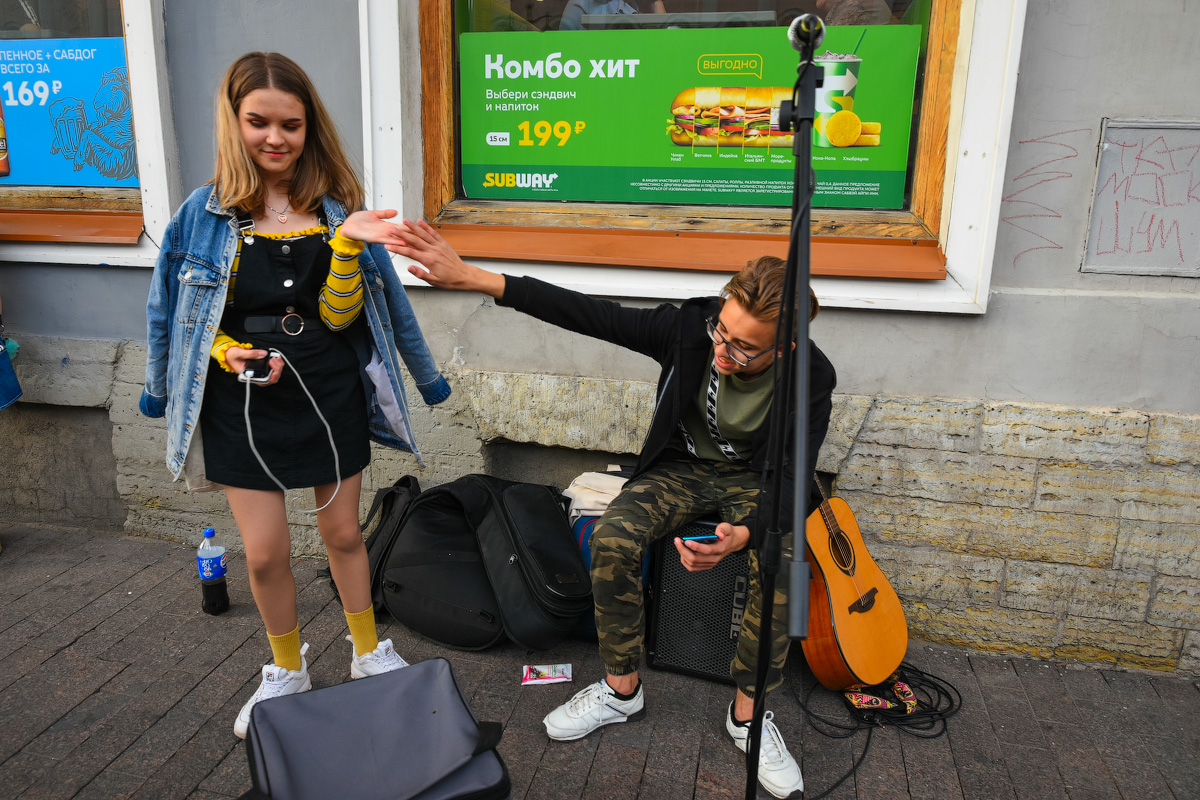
481, 171, 559, 188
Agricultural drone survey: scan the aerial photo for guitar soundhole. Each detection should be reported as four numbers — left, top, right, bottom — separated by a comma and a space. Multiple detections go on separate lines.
829, 532, 856, 576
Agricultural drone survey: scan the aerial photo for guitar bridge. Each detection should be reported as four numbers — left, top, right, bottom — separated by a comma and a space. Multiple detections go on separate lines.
848, 587, 878, 615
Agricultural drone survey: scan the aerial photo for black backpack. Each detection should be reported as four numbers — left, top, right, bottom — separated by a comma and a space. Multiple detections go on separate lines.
365, 474, 593, 651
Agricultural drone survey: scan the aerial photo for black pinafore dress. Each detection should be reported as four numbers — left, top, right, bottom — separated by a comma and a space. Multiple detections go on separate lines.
200, 228, 371, 490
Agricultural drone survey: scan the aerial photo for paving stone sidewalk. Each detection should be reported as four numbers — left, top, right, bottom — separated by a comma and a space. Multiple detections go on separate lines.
0, 522, 1197, 800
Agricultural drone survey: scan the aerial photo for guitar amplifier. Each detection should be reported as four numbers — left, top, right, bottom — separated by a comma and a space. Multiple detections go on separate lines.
645, 520, 751, 685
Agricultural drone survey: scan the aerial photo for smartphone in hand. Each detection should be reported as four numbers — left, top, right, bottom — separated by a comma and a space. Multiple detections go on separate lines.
237, 349, 282, 385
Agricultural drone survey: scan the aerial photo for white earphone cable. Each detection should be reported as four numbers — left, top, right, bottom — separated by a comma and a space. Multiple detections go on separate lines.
242, 349, 341, 514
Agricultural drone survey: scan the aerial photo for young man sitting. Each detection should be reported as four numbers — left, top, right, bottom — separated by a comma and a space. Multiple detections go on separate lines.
392, 220, 836, 799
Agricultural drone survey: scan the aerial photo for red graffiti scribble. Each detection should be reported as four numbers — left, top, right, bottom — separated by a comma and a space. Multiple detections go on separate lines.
1000, 129, 1091, 265
1091, 132, 1193, 264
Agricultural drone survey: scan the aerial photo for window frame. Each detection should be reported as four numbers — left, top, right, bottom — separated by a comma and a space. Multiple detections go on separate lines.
0, 0, 179, 263
419, 0, 960, 277
406, 0, 1027, 313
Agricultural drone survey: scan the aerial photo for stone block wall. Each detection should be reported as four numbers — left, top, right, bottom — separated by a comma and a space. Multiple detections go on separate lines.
3, 340, 1197, 677
445, 372, 1200, 677
830, 397, 1200, 676
0, 336, 127, 532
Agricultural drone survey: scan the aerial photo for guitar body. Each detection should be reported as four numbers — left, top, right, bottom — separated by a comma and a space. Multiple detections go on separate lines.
801, 497, 908, 690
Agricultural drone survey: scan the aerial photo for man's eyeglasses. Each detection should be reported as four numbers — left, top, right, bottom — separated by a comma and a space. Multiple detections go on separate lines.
706, 316, 772, 367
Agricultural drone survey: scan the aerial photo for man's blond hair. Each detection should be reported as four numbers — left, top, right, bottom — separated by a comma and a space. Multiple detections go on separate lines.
722, 256, 819, 324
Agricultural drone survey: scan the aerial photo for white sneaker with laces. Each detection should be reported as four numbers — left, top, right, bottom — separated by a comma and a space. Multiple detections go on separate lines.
726, 704, 804, 799
234, 642, 312, 740
349, 636, 410, 679
543, 678, 645, 741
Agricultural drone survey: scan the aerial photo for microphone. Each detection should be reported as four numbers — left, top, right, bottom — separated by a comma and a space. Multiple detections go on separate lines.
787, 14, 825, 52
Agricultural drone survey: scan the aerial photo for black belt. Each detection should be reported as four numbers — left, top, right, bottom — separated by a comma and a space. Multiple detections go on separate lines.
230, 314, 308, 336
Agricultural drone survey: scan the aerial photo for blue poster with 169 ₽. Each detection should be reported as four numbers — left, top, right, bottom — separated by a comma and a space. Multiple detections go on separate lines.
0, 37, 138, 188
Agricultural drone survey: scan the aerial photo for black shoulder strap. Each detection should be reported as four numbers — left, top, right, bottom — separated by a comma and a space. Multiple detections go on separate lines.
364, 475, 422, 546
473, 721, 504, 755
447, 473, 502, 528
364, 475, 422, 611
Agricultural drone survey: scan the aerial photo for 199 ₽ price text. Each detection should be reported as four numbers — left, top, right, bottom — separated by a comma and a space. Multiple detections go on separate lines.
486, 120, 586, 148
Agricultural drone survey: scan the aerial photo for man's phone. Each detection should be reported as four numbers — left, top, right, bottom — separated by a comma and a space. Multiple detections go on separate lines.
678, 519, 721, 544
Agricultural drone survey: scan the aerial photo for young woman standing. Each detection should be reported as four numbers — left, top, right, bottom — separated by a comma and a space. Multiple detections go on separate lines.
142, 52, 450, 738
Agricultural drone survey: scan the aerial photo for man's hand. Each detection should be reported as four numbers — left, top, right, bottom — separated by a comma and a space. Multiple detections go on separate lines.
388, 219, 507, 298
673, 521, 749, 572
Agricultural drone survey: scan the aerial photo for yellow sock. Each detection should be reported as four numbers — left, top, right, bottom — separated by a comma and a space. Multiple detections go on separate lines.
267, 626, 303, 672
345, 606, 379, 657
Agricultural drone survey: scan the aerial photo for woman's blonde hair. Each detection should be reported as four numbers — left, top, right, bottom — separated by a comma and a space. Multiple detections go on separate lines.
722, 256, 819, 324
212, 52, 363, 215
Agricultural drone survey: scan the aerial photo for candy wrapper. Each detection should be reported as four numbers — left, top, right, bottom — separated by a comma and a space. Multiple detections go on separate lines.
522, 664, 572, 685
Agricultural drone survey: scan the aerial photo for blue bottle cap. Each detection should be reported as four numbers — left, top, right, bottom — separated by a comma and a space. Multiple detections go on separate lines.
203, 527, 216, 537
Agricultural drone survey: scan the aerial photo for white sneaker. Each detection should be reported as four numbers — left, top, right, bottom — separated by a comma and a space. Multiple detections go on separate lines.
349, 636, 410, 679
543, 678, 645, 741
234, 642, 312, 739
726, 705, 804, 799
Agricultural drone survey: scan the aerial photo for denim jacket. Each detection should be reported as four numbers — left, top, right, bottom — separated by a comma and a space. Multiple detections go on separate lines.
141, 185, 450, 481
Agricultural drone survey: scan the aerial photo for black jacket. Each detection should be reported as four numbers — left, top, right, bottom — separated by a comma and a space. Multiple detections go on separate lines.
498, 275, 837, 546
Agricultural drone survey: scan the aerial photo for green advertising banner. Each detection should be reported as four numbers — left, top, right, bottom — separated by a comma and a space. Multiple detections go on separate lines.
459, 26, 921, 208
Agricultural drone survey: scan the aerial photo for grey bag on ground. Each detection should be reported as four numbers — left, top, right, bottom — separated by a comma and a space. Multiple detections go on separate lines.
240, 657, 509, 800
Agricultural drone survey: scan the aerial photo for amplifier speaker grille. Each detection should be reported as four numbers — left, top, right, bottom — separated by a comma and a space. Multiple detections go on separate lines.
645, 520, 752, 685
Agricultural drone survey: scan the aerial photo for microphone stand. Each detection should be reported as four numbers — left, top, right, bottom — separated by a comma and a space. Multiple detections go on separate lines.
744, 18, 822, 800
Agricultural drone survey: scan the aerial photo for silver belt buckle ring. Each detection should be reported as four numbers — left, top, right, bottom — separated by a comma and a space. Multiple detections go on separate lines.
281, 313, 304, 336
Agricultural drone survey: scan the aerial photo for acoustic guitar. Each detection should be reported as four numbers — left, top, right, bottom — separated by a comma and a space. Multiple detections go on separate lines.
801, 480, 908, 690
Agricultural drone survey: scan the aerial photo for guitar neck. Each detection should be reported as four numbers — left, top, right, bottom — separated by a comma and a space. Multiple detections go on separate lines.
812, 475, 840, 536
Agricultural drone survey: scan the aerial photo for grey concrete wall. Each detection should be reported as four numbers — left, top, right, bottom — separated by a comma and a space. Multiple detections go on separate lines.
0, 264, 149, 341
818, 0, 1200, 411
0, 404, 124, 532
164, 0, 364, 195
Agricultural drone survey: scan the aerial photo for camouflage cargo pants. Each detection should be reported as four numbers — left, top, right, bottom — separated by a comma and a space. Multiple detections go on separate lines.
590, 458, 795, 698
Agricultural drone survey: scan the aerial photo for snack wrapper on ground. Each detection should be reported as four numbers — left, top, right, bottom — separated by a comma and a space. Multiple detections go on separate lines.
522, 664, 573, 685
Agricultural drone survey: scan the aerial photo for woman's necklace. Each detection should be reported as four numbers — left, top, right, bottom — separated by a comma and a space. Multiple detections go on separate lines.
264, 199, 291, 224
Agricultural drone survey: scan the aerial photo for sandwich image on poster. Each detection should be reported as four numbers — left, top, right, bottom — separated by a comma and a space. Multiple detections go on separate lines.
668, 86, 794, 149
458, 25, 920, 209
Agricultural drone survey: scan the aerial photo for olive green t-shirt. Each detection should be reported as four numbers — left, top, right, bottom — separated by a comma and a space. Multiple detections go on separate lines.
672, 348, 775, 462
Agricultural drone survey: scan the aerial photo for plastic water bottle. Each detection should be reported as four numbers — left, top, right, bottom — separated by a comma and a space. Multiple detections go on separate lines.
197, 527, 230, 615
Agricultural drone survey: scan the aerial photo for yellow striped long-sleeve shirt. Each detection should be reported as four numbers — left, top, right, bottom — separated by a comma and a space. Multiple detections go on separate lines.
318, 231, 365, 330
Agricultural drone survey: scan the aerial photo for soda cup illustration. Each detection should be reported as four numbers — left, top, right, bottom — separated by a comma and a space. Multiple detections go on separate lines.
813, 53, 862, 148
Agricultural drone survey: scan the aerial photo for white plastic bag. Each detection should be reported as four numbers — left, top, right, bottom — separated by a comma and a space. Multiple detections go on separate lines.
561, 468, 628, 523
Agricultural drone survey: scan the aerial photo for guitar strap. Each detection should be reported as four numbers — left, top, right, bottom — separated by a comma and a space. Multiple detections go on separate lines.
843, 671, 917, 715
677, 361, 746, 462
